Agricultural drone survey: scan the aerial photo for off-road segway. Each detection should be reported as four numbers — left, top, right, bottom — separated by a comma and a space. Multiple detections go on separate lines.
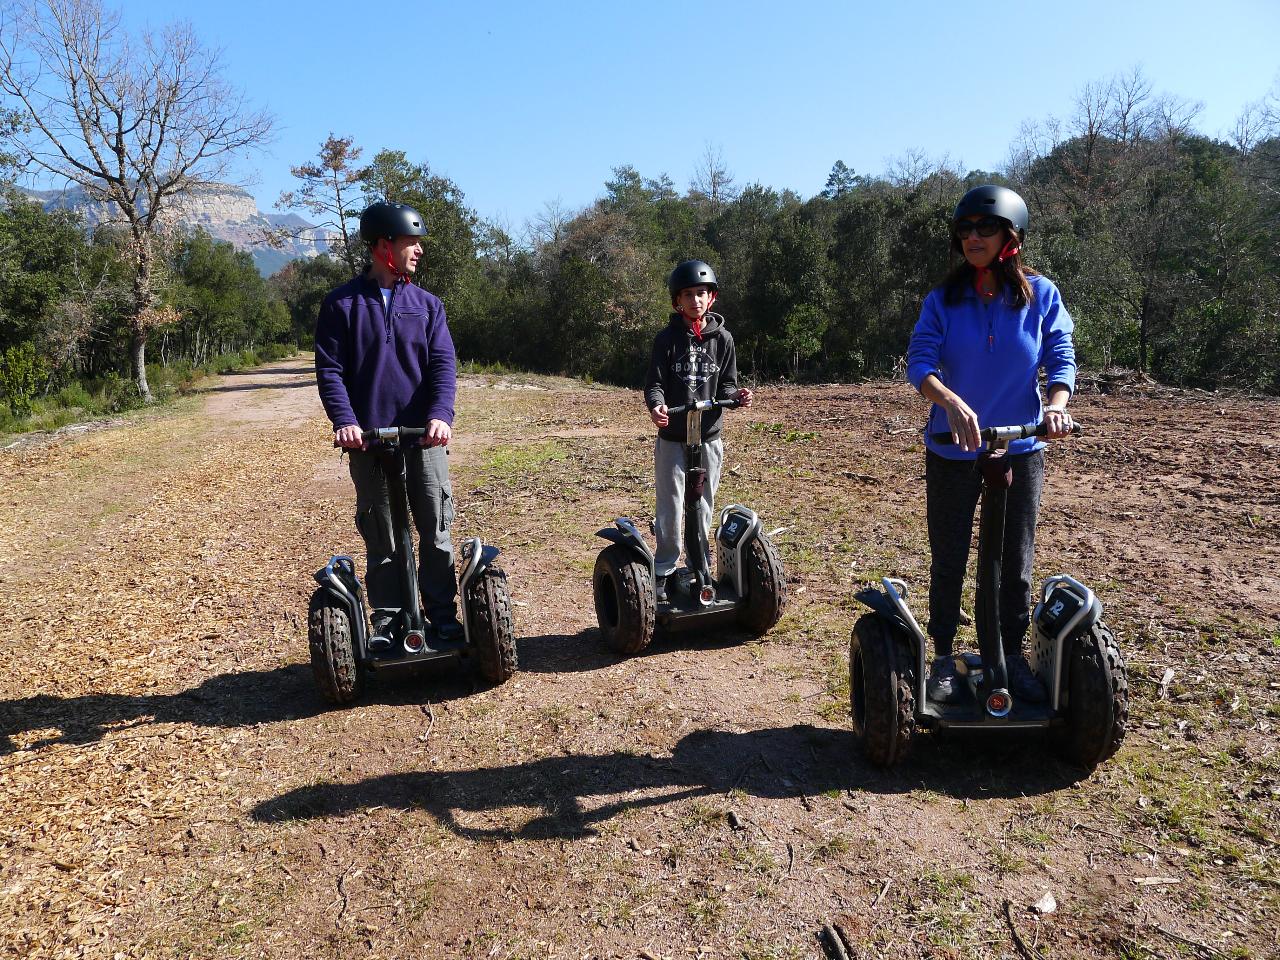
592, 397, 786, 655
849, 420, 1127, 770
309, 427, 517, 704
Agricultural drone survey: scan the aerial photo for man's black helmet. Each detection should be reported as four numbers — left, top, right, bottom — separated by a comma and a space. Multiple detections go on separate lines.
667, 259, 719, 300
359, 201, 427, 244
952, 185, 1028, 240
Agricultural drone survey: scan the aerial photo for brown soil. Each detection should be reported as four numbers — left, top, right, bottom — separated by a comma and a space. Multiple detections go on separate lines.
1, 355, 1276, 959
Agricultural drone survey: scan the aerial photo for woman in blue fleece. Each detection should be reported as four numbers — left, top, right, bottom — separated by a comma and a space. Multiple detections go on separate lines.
905, 185, 1076, 705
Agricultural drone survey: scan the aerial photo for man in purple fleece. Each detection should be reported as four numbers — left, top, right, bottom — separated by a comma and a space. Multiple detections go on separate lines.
314, 201, 463, 642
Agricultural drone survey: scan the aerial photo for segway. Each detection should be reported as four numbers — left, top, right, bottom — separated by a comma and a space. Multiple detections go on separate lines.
849, 420, 1127, 770
592, 397, 786, 654
308, 427, 517, 704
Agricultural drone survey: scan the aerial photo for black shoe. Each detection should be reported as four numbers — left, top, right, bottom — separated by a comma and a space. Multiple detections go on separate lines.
435, 619, 465, 643
1008, 654, 1047, 703
655, 575, 669, 603
927, 656, 962, 704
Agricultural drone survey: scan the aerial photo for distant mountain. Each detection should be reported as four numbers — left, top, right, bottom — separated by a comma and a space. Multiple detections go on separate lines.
19, 183, 338, 277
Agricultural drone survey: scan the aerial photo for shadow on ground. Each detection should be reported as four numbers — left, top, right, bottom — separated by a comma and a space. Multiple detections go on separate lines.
0, 660, 494, 754
252, 723, 1086, 840
515, 627, 759, 674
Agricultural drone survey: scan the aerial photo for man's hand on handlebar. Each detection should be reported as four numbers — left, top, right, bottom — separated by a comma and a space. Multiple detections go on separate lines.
649, 404, 669, 428
335, 424, 365, 449
422, 419, 452, 447
735, 387, 753, 409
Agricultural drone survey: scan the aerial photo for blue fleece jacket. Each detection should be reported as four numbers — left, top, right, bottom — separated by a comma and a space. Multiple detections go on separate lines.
906, 273, 1076, 459
314, 273, 457, 432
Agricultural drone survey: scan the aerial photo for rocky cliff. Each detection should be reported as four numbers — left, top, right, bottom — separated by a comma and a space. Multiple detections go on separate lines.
22, 183, 337, 276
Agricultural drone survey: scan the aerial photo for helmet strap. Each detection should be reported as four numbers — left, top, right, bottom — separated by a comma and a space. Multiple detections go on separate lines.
973, 238, 1021, 298
378, 238, 409, 285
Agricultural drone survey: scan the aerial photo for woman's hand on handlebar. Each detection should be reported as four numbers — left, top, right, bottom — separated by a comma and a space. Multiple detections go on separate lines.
1042, 406, 1074, 439
941, 395, 981, 453
422, 419, 452, 447
649, 404, 669, 428
335, 424, 365, 449
735, 387, 753, 409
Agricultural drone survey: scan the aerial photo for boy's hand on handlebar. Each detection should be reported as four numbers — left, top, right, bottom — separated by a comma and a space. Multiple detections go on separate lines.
649, 404, 669, 428
422, 419, 452, 446
335, 424, 365, 449
735, 387, 753, 409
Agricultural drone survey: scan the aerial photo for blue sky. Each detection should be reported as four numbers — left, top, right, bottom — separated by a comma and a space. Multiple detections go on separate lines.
104, 0, 1279, 232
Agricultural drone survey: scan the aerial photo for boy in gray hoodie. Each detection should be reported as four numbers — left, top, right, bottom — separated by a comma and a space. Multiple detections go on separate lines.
644, 259, 752, 601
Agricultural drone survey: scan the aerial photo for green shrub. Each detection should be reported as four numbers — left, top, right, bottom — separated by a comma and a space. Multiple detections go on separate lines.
0, 343, 48, 417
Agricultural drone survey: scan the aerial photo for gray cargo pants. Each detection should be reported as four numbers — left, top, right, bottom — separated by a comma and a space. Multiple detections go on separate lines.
348, 443, 458, 626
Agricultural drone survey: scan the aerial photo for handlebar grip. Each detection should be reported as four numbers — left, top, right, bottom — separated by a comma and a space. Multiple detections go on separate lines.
929, 422, 1082, 445
664, 398, 741, 416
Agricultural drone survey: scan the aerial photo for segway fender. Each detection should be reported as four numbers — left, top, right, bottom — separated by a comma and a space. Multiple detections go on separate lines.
313, 555, 370, 658
854, 586, 911, 633
595, 519, 655, 578
1033, 575, 1103, 712
460, 537, 502, 585
716, 504, 761, 596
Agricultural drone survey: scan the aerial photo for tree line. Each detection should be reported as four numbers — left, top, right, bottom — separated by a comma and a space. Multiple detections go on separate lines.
280, 71, 1280, 396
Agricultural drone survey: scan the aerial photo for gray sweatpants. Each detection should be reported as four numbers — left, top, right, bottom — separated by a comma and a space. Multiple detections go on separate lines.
654, 436, 724, 577
348, 444, 458, 626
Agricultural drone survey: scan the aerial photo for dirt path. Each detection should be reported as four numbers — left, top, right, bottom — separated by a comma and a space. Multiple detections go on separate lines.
1, 356, 1276, 959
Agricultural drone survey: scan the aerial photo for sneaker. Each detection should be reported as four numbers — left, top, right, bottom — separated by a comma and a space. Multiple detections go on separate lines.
1008, 654, 1047, 703
655, 574, 669, 603
435, 619, 465, 643
927, 656, 962, 704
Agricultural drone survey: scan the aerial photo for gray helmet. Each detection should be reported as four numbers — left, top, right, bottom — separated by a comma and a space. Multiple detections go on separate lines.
668, 259, 719, 300
359, 201, 427, 244
952, 185, 1028, 240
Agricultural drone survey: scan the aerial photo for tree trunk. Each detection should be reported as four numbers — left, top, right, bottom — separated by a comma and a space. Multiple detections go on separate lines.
1138, 289, 1151, 373
131, 325, 152, 403
132, 239, 155, 403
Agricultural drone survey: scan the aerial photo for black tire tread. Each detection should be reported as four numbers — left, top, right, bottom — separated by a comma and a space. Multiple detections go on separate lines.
308, 590, 363, 705
849, 614, 916, 767
1053, 621, 1128, 769
593, 545, 655, 655
467, 565, 517, 684
740, 531, 787, 636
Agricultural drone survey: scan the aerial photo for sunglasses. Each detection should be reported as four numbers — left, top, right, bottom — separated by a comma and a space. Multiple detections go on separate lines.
953, 217, 1006, 239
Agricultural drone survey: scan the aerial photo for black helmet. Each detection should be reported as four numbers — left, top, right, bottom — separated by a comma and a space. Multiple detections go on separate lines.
667, 259, 719, 300
359, 201, 427, 244
952, 185, 1028, 240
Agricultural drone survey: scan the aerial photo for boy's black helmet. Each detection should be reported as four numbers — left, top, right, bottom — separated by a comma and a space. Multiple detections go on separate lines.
953, 185, 1028, 239
668, 259, 719, 299
359, 201, 427, 244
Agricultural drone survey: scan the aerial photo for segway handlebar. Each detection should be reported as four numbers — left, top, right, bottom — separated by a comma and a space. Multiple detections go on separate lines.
332, 426, 430, 449
665, 397, 742, 416
930, 421, 1082, 446
361, 426, 427, 444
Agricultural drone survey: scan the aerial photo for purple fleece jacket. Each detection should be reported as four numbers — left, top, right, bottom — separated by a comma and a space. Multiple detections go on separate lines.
314, 273, 457, 431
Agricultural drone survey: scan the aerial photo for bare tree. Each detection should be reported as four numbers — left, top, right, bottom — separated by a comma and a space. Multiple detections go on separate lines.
690, 142, 738, 211
271, 134, 366, 274
0, 0, 273, 401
